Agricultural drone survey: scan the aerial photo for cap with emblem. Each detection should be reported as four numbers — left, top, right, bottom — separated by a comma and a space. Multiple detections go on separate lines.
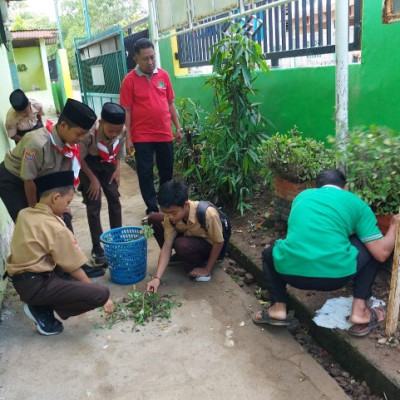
101, 102, 126, 125
61, 98, 97, 130
34, 171, 75, 196
9, 89, 29, 112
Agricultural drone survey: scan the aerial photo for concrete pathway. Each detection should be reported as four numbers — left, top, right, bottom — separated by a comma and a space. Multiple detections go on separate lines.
0, 162, 348, 400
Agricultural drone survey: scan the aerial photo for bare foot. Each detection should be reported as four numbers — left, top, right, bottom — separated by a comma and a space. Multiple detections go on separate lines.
265, 303, 287, 320
350, 306, 385, 325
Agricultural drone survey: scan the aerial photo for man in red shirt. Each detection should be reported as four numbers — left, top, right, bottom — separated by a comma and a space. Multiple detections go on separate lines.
119, 38, 182, 218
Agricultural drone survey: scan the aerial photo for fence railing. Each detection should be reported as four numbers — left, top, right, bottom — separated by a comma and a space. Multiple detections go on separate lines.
177, 0, 362, 68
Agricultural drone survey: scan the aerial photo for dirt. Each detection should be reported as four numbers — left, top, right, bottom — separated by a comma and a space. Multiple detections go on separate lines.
222, 183, 398, 400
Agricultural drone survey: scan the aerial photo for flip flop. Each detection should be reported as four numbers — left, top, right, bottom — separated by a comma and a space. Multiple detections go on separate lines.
252, 309, 291, 327
348, 306, 385, 337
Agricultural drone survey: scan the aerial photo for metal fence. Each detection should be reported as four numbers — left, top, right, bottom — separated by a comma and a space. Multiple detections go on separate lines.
177, 0, 362, 68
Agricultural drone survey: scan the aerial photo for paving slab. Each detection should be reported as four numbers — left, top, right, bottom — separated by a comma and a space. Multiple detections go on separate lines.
0, 162, 349, 400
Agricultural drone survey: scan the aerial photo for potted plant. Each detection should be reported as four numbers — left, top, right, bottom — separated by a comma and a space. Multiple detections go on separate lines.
338, 125, 400, 233
261, 126, 336, 221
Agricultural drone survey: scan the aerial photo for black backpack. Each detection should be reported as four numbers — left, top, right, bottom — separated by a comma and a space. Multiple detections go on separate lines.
196, 201, 231, 260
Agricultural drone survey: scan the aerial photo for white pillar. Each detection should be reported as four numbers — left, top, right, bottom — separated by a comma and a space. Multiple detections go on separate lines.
148, 0, 161, 68
335, 0, 349, 154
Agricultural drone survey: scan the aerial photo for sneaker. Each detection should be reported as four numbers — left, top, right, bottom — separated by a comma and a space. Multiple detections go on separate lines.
81, 263, 106, 278
194, 275, 211, 282
91, 245, 108, 267
23, 304, 64, 336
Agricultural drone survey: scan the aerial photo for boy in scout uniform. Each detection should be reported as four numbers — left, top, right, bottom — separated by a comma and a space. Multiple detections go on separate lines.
146, 180, 228, 293
79, 102, 126, 267
6, 89, 44, 142
0, 98, 104, 278
6, 171, 114, 336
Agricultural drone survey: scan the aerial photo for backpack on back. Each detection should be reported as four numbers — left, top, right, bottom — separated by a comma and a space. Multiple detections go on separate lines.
196, 201, 231, 260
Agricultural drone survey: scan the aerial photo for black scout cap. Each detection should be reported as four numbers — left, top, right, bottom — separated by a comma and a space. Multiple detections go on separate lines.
61, 98, 97, 130
101, 102, 126, 125
34, 171, 74, 195
9, 89, 29, 111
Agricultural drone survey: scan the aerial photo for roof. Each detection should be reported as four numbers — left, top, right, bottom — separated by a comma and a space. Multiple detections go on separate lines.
11, 29, 58, 47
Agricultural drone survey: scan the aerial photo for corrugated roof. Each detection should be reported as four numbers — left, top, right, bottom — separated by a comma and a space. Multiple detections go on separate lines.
11, 30, 58, 47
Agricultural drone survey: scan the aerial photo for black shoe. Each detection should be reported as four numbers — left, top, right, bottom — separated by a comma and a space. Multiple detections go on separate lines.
23, 304, 63, 336
81, 263, 105, 278
91, 245, 108, 267
169, 253, 183, 265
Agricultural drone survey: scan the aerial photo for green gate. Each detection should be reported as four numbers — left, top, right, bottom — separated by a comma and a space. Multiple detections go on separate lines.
74, 26, 127, 116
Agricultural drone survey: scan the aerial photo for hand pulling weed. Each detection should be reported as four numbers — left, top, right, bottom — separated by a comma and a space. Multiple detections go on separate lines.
96, 287, 182, 330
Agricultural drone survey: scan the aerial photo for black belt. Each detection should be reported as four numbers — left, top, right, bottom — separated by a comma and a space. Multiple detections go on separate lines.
10, 272, 41, 282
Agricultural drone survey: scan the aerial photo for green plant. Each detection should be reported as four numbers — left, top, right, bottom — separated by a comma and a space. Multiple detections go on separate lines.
261, 126, 335, 184
175, 24, 270, 214
337, 125, 400, 215
96, 287, 182, 329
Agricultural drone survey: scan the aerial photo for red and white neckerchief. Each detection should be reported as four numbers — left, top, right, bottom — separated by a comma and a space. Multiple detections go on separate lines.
46, 120, 81, 187
95, 129, 120, 164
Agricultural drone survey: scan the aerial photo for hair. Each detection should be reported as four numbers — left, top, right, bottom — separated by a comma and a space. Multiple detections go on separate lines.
57, 114, 79, 128
40, 185, 75, 198
316, 169, 347, 188
158, 180, 188, 208
133, 38, 154, 56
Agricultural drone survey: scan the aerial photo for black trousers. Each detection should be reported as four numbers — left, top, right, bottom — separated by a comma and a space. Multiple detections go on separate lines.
0, 162, 28, 222
149, 213, 212, 272
263, 236, 380, 304
0, 162, 74, 231
13, 270, 109, 320
79, 155, 122, 246
134, 141, 174, 215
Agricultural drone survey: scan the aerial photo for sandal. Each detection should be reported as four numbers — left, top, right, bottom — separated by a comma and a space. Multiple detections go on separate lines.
348, 306, 385, 337
252, 308, 291, 327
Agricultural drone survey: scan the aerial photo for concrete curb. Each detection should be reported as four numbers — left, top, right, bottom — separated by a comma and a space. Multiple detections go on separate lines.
228, 241, 400, 399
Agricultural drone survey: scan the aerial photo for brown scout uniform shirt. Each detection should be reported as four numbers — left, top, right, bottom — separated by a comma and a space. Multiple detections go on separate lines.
79, 120, 126, 159
5, 99, 43, 138
6, 203, 88, 276
4, 124, 73, 180
163, 200, 224, 245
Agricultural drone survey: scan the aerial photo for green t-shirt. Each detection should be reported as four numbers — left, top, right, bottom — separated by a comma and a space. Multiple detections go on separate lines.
273, 186, 383, 278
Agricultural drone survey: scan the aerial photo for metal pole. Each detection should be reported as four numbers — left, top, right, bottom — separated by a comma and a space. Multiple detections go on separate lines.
82, 0, 92, 38
53, 0, 64, 48
148, 0, 161, 68
158, 0, 296, 40
335, 0, 349, 155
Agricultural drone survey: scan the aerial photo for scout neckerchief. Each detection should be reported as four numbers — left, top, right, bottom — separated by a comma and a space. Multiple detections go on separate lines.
95, 128, 120, 164
46, 120, 81, 187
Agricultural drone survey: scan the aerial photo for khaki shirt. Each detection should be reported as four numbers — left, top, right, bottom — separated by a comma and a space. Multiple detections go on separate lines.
163, 200, 224, 245
4, 124, 73, 180
5, 99, 43, 138
6, 203, 88, 276
80, 120, 126, 159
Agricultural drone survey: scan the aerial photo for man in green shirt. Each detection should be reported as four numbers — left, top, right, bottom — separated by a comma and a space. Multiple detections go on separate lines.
253, 169, 397, 337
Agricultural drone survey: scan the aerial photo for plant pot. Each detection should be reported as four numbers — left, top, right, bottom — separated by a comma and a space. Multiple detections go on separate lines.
375, 214, 393, 235
273, 178, 315, 221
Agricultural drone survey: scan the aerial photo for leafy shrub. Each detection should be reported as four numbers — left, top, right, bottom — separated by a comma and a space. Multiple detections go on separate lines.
261, 126, 335, 184
175, 24, 270, 214
337, 125, 400, 215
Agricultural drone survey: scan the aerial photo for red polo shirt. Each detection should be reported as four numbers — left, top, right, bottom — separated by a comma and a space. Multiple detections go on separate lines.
119, 67, 175, 143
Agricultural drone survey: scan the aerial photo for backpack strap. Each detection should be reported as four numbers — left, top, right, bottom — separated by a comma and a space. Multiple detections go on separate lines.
196, 201, 213, 230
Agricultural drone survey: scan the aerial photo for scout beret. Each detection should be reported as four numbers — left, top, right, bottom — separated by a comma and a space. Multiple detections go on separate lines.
61, 98, 97, 130
101, 102, 126, 125
34, 171, 75, 195
9, 89, 29, 111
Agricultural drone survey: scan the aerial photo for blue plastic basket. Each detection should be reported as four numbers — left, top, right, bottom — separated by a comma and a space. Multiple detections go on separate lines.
100, 226, 147, 285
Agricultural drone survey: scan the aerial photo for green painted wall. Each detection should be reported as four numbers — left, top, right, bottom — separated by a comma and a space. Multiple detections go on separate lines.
14, 46, 46, 92
0, 43, 15, 308
160, 1, 400, 141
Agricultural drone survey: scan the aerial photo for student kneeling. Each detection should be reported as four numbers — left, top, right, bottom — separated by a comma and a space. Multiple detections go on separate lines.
6, 171, 114, 336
